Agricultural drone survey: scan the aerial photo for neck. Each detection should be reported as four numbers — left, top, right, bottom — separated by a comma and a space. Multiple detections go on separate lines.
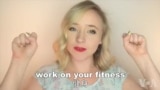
66, 56, 98, 73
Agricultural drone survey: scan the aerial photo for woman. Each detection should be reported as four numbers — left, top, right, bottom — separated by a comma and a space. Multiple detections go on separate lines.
0, 1, 160, 90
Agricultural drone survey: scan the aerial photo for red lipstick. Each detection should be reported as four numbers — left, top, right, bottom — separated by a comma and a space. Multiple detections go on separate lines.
74, 46, 86, 52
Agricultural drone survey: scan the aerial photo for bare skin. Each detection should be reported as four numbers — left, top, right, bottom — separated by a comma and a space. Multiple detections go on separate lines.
0, 32, 38, 90
122, 33, 160, 90
0, 32, 160, 90
0, 10, 160, 90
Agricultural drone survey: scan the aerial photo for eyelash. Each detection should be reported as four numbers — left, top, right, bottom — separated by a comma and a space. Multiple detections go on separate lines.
68, 27, 77, 31
88, 29, 96, 34
68, 27, 97, 34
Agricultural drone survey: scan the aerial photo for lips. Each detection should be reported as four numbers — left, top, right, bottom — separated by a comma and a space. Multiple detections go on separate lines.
74, 46, 86, 52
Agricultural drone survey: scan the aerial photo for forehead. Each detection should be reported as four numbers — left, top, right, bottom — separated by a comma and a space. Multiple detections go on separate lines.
71, 10, 103, 30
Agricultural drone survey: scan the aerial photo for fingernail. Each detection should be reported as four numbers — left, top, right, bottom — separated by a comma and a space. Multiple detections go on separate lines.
127, 31, 131, 36
25, 32, 30, 37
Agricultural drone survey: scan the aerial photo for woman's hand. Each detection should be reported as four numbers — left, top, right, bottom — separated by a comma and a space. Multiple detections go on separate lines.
122, 32, 148, 59
12, 32, 38, 61
122, 32, 160, 90
0, 32, 38, 90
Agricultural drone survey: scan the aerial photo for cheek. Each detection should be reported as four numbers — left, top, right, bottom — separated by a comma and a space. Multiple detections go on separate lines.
67, 34, 76, 45
87, 38, 101, 53
66, 35, 75, 51
87, 34, 102, 45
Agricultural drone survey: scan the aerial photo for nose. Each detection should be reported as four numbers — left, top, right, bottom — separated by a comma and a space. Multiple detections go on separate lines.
76, 31, 85, 43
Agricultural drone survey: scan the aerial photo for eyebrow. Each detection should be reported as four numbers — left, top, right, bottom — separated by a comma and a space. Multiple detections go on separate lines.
87, 25, 99, 30
72, 23, 78, 25
71, 23, 99, 30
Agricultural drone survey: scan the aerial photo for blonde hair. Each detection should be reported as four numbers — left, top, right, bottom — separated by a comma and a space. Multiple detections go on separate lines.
54, 0, 115, 71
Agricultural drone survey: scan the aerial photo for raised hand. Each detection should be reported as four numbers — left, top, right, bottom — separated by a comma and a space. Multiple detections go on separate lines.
122, 32, 148, 59
12, 32, 38, 61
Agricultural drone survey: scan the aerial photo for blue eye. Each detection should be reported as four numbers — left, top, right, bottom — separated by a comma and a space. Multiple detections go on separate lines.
88, 29, 96, 34
69, 27, 76, 31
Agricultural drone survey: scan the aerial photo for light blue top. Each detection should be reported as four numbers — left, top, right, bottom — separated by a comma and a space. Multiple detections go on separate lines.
35, 64, 128, 90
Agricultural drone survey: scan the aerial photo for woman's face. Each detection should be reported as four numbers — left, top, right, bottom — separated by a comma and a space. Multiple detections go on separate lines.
66, 10, 103, 61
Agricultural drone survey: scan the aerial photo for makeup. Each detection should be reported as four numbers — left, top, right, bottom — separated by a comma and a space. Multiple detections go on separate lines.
74, 46, 86, 52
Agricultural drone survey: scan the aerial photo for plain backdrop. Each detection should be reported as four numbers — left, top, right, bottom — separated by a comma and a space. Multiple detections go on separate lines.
0, 0, 160, 85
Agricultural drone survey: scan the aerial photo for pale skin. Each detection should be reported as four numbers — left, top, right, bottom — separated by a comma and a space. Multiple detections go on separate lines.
0, 10, 160, 90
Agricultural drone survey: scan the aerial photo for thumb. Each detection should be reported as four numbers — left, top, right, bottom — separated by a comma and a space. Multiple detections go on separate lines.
28, 32, 37, 43
122, 33, 131, 46
25, 32, 38, 47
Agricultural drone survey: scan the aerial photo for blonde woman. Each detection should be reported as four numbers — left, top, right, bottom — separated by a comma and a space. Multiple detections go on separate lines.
0, 1, 160, 90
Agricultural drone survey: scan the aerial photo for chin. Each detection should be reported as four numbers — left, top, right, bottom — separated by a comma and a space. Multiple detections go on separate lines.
70, 54, 87, 61
67, 47, 91, 61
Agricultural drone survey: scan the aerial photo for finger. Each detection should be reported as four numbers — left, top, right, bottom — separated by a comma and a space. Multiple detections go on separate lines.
31, 32, 37, 40
28, 32, 37, 43
129, 33, 134, 43
137, 35, 145, 46
132, 33, 138, 44
12, 36, 21, 48
137, 35, 142, 44
122, 33, 130, 42
25, 32, 31, 44
19, 33, 27, 47
122, 32, 132, 46
25, 37, 30, 44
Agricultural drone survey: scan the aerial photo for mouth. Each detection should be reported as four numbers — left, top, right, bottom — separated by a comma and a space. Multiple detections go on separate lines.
74, 46, 86, 52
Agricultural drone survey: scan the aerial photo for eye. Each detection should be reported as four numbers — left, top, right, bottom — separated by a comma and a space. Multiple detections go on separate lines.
68, 27, 77, 31
88, 29, 96, 34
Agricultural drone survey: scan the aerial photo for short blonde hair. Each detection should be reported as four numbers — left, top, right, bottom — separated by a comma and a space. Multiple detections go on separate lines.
54, 0, 115, 71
